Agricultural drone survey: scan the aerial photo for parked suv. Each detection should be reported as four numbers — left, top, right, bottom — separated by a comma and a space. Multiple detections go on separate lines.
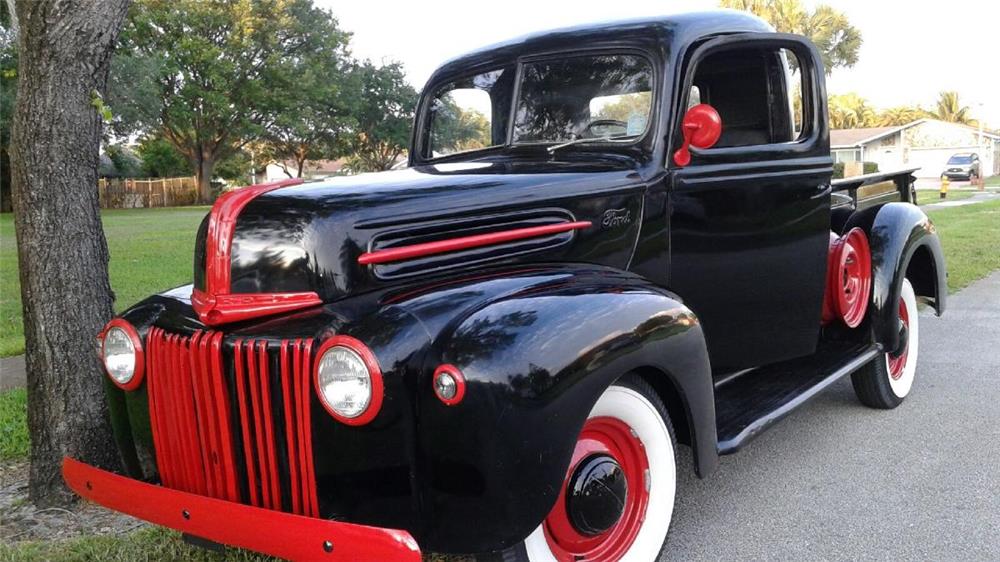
942, 152, 981, 180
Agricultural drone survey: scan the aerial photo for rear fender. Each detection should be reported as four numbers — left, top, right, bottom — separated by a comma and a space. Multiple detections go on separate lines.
398, 266, 715, 552
845, 203, 946, 352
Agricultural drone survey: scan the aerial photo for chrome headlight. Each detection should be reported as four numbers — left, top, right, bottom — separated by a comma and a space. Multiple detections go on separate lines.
101, 320, 144, 390
314, 336, 383, 425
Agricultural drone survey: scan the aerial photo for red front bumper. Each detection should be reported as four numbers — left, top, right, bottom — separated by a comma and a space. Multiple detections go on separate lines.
63, 458, 422, 561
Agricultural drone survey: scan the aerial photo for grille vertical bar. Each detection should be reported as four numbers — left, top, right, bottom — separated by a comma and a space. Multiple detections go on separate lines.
207, 332, 240, 502
299, 339, 319, 516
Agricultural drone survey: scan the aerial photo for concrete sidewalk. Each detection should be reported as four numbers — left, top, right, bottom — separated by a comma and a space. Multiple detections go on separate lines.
0, 354, 26, 391
923, 190, 999, 210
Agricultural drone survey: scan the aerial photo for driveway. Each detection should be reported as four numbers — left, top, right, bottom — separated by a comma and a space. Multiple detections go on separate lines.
663, 272, 1000, 561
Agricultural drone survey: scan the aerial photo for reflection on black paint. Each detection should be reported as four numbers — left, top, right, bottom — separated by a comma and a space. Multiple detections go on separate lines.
514, 55, 653, 143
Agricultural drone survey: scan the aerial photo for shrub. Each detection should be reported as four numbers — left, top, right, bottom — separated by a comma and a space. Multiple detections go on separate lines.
833, 162, 845, 179
863, 161, 879, 175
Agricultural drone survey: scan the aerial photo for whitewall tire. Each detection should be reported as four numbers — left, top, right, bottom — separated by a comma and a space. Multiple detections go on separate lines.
481, 375, 677, 562
852, 278, 920, 408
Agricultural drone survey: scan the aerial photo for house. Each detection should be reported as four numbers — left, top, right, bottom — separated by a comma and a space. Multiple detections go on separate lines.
263, 158, 347, 182
831, 119, 1000, 178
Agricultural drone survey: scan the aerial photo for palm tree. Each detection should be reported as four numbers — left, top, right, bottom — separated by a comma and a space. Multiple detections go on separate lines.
828, 93, 877, 129
878, 106, 927, 127
719, 0, 862, 74
934, 91, 975, 125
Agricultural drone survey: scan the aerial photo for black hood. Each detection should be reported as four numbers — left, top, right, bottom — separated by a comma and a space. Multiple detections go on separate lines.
195, 159, 647, 303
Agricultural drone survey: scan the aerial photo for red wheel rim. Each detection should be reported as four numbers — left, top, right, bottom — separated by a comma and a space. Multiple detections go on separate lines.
543, 417, 650, 562
888, 297, 909, 379
832, 228, 872, 328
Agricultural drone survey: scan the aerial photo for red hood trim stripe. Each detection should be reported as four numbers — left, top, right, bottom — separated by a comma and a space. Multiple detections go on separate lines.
195, 179, 320, 326
358, 220, 592, 266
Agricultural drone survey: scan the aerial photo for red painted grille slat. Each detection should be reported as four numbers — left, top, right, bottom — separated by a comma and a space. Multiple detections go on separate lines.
208, 332, 240, 502
145, 329, 173, 488
301, 338, 319, 516
145, 329, 317, 517
244, 340, 272, 508
167, 335, 198, 493
232, 339, 261, 507
279, 341, 302, 515
188, 332, 217, 498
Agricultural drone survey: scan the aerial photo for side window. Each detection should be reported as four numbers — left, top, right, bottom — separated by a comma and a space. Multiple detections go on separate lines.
427, 68, 511, 157
690, 47, 805, 148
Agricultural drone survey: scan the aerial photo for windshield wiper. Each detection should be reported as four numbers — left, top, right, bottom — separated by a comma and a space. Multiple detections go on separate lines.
545, 134, 634, 153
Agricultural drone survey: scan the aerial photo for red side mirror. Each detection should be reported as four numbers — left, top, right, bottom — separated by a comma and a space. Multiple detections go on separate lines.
673, 104, 722, 167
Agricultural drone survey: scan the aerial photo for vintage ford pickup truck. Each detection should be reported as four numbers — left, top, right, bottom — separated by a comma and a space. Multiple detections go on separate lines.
67, 10, 946, 562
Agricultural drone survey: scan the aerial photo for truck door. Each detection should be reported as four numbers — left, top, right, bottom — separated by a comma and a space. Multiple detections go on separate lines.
668, 35, 833, 371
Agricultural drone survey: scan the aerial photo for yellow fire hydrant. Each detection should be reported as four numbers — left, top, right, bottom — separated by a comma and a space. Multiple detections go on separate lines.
940, 176, 949, 199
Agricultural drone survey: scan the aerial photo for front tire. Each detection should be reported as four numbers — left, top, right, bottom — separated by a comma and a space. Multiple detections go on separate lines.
480, 375, 677, 562
852, 278, 920, 408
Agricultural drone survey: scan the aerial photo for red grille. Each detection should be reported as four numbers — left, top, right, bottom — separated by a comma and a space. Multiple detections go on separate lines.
145, 328, 318, 517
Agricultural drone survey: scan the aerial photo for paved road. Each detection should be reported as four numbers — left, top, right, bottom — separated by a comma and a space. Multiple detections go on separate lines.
662, 272, 1000, 561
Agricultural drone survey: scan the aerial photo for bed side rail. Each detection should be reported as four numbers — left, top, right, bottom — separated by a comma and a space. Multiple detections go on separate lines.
831, 167, 919, 207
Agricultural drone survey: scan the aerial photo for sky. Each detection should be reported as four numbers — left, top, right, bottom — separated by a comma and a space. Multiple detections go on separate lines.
317, 0, 1000, 128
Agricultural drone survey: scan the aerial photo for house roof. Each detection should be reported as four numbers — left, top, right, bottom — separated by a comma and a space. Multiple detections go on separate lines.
831, 119, 1000, 149
301, 158, 346, 173
830, 126, 902, 148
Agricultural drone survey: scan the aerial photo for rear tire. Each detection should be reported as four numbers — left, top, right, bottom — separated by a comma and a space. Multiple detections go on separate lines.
478, 374, 677, 562
852, 279, 919, 408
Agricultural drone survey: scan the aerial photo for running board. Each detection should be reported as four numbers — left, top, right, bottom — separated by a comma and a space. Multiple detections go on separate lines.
715, 343, 879, 455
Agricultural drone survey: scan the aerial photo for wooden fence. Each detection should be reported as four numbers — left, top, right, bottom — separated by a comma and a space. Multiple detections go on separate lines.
98, 176, 199, 209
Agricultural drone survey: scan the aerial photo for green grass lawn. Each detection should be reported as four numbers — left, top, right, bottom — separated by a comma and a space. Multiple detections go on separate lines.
0, 207, 209, 357
985, 175, 1000, 187
0, 526, 462, 561
0, 387, 28, 460
0, 527, 274, 562
926, 198, 1000, 292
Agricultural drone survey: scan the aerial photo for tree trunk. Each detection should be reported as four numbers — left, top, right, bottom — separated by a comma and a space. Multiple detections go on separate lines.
295, 154, 307, 178
195, 150, 215, 203
10, 0, 131, 507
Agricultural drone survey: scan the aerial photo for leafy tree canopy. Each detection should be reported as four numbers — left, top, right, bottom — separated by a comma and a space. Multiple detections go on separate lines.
826, 91, 981, 130
348, 60, 417, 172
829, 92, 878, 129
136, 135, 191, 177
593, 92, 652, 123
719, 0, 862, 74
122, 0, 353, 200
430, 94, 491, 155
260, 50, 360, 177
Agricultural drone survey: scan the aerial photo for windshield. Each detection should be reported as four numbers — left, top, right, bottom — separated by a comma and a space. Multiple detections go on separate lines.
423, 53, 654, 158
947, 155, 973, 164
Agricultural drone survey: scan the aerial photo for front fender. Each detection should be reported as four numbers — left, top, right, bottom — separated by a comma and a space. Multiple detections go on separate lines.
396, 265, 715, 553
847, 203, 947, 352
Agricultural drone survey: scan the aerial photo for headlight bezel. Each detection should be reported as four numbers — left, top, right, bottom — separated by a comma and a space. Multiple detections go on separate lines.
100, 318, 145, 391
313, 335, 384, 425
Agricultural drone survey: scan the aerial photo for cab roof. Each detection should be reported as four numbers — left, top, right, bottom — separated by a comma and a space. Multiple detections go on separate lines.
425, 10, 772, 89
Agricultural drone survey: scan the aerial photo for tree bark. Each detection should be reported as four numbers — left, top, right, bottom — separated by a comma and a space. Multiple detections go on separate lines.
194, 149, 215, 203
10, 0, 131, 506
